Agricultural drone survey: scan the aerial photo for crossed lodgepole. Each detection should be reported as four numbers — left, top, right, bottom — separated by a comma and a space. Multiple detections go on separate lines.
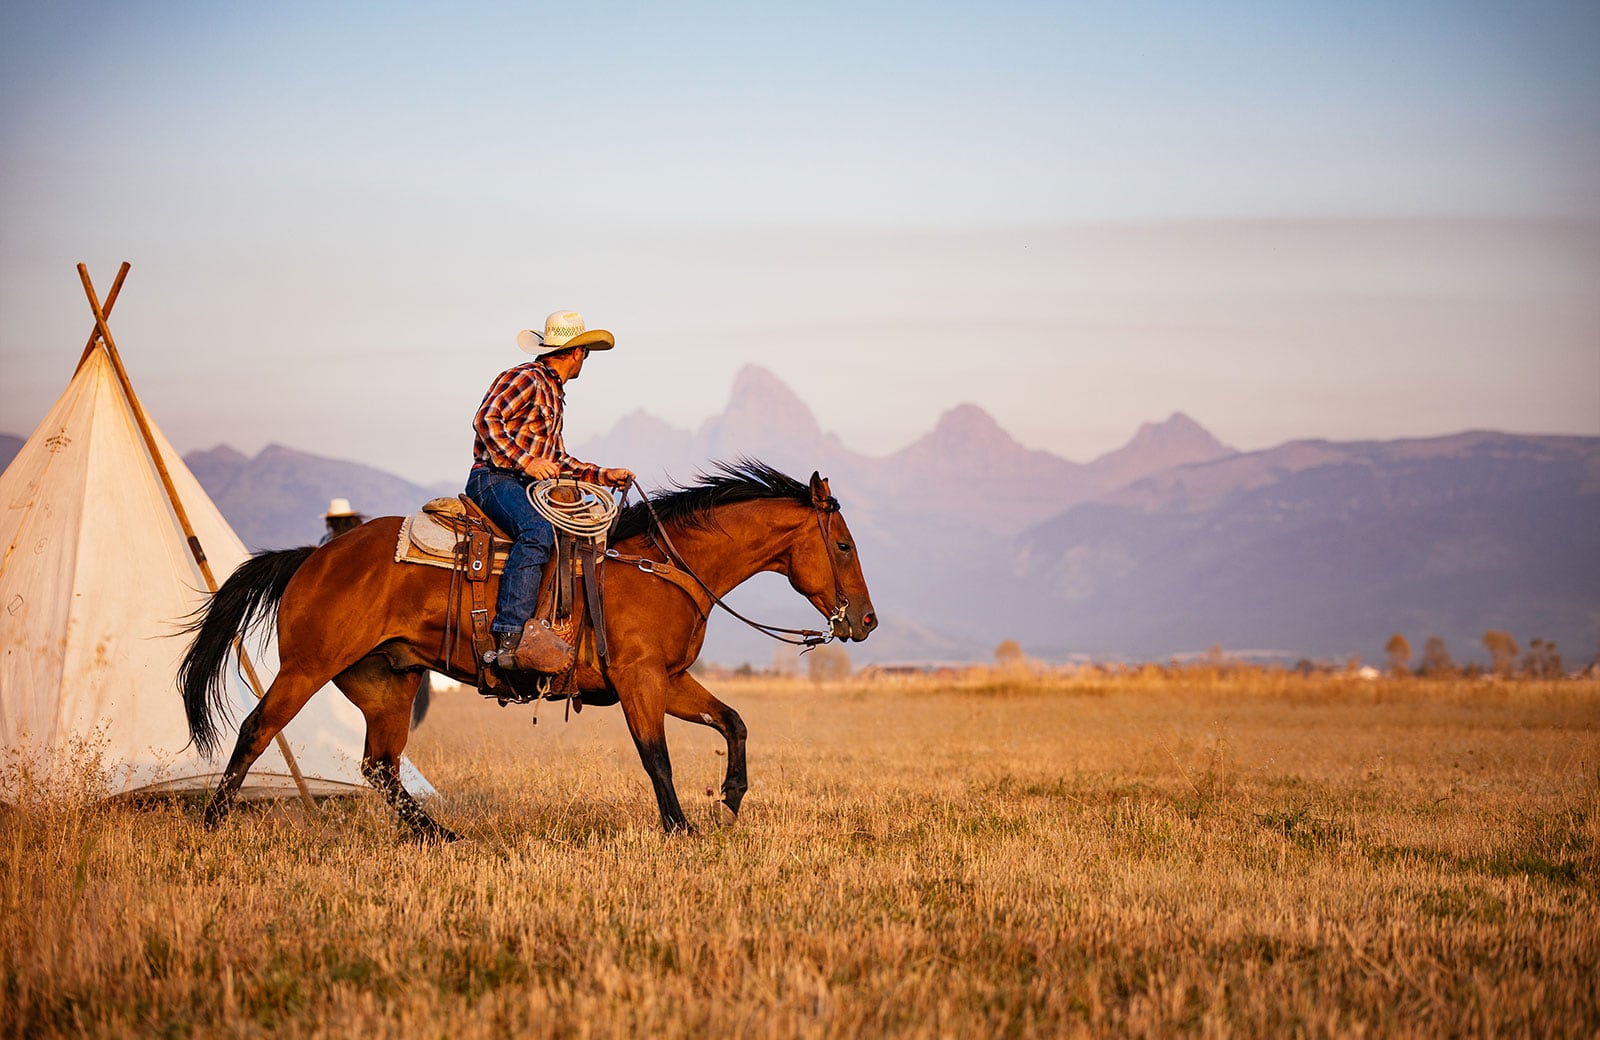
76, 262, 317, 811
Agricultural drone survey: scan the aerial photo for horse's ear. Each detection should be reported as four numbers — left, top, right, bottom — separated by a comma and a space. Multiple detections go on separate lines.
809, 471, 831, 507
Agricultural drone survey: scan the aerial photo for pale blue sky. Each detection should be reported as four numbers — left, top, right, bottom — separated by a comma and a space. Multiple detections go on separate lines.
3, 1, 1597, 484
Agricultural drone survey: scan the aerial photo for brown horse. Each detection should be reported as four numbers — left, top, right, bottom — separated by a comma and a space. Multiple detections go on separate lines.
179, 462, 877, 839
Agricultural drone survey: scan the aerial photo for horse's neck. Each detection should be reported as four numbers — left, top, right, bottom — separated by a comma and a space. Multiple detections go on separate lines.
656, 504, 805, 595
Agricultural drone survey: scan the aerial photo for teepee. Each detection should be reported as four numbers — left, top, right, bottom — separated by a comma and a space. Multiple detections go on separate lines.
0, 264, 433, 804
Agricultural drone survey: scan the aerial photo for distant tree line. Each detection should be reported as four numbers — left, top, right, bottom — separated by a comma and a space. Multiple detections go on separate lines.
689, 643, 855, 682
1381, 630, 1573, 678
692, 630, 1584, 684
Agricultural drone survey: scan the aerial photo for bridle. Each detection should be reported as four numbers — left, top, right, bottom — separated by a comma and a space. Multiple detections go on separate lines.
623, 486, 851, 648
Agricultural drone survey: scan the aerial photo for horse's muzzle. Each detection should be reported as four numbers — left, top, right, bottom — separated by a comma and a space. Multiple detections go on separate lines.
833, 600, 878, 642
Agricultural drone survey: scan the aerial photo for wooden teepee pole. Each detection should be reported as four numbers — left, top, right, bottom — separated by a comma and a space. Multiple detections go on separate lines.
76, 263, 317, 812
74, 262, 129, 372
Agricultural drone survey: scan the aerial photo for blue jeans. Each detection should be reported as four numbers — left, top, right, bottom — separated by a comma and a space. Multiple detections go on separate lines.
465, 467, 553, 635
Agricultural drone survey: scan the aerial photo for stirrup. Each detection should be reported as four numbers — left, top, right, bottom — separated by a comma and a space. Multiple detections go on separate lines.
508, 618, 574, 673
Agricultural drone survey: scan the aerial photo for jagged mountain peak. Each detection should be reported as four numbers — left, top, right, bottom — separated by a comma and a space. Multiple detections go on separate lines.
710, 365, 822, 442
729, 363, 797, 399
884, 402, 1084, 531
923, 404, 1035, 460
187, 443, 248, 465
1084, 411, 1233, 494
933, 403, 1007, 440
1124, 412, 1224, 450
608, 408, 684, 435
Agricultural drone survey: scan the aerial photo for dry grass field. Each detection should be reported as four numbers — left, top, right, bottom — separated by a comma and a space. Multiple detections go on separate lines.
3, 670, 1597, 1038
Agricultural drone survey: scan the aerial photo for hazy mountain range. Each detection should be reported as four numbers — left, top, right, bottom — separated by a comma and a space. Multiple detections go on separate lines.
4, 367, 1595, 667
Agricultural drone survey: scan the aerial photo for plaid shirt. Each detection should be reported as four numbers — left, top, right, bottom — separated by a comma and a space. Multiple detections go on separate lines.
470, 359, 600, 481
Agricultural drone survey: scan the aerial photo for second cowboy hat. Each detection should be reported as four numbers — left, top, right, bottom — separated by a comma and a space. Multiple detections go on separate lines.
516, 310, 616, 356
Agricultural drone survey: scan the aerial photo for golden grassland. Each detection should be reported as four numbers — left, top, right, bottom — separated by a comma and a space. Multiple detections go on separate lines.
3, 670, 1597, 1038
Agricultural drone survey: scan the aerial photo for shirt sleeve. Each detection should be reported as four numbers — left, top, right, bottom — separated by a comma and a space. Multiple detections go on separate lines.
556, 447, 602, 483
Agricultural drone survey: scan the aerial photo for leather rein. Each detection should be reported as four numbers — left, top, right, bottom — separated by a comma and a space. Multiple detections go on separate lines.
615, 487, 850, 649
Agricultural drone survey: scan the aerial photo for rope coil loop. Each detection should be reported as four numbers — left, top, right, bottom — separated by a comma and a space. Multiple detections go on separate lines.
526, 478, 619, 539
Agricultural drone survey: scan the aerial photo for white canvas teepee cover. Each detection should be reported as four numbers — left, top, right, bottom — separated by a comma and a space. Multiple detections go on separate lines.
0, 348, 434, 802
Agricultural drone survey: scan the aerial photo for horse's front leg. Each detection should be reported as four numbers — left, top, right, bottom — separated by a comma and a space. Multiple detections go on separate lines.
665, 672, 748, 824
610, 661, 692, 833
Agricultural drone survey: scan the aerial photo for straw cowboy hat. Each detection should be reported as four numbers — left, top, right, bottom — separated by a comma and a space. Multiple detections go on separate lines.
516, 310, 615, 355
324, 498, 358, 518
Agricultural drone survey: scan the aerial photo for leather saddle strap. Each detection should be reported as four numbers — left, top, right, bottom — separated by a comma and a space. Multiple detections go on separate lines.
556, 532, 576, 620
581, 541, 608, 665
464, 526, 496, 687
604, 549, 708, 610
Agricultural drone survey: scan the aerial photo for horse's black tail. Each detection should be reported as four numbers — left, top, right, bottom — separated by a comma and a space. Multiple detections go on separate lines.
178, 547, 317, 758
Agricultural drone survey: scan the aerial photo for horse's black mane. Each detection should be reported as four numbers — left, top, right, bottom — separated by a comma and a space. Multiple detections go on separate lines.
612, 459, 811, 542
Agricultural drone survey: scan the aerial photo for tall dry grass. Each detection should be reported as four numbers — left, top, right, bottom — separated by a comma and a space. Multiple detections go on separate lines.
2, 672, 1596, 1038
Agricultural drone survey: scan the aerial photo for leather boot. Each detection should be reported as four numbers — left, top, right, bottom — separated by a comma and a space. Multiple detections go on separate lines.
510, 618, 574, 673
491, 630, 525, 670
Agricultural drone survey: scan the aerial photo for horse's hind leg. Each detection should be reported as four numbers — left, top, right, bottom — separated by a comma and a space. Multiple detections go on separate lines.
204, 663, 329, 828
665, 672, 749, 824
335, 655, 459, 843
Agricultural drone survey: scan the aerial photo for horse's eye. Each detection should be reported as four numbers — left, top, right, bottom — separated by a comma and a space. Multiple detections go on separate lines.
836, 542, 852, 553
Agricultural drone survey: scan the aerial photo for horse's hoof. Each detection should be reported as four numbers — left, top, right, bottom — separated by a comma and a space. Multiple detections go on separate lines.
406, 823, 462, 845
714, 802, 738, 827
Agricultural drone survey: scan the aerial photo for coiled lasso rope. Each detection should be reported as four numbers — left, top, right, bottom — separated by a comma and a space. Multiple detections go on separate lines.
526, 478, 620, 539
